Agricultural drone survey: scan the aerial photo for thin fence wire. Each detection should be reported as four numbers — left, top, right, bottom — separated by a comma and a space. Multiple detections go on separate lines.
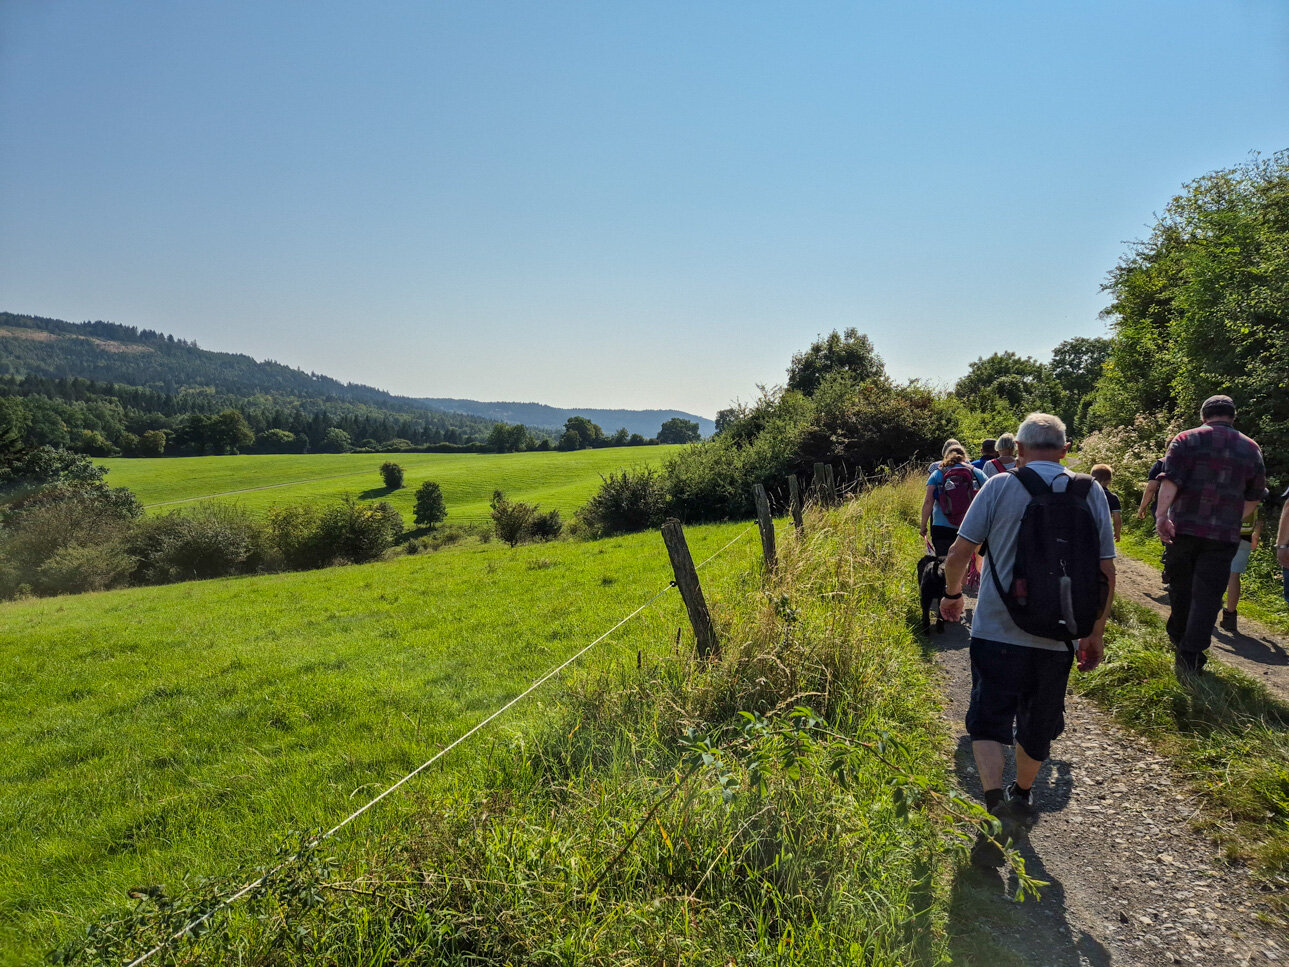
122, 523, 756, 967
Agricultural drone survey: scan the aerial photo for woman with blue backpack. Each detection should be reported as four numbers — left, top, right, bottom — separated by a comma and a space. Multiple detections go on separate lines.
920, 444, 988, 557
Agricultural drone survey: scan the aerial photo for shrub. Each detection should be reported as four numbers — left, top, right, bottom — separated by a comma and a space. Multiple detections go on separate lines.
576, 468, 667, 537
36, 542, 136, 595
129, 504, 266, 584
491, 498, 537, 547
413, 481, 447, 529
380, 462, 404, 490
313, 497, 403, 564
529, 508, 563, 541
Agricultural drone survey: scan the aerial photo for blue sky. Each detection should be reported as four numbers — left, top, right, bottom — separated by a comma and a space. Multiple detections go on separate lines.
2, 2, 1286, 417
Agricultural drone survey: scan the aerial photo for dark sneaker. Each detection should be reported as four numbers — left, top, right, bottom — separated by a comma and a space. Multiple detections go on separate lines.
971, 802, 1012, 868
1003, 782, 1036, 830
1220, 609, 1238, 632
1175, 654, 1205, 678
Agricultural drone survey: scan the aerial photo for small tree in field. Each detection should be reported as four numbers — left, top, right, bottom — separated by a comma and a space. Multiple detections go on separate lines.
380, 461, 405, 490
414, 481, 447, 529
491, 496, 537, 547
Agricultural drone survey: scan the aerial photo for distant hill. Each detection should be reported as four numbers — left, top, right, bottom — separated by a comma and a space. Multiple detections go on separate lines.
420, 398, 714, 440
0, 312, 709, 454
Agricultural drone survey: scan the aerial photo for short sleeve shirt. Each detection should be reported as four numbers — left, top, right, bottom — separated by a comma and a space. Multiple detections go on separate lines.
926, 464, 989, 528
1162, 423, 1267, 543
957, 462, 1117, 652
983, 457, 1017, 478
1105, 491, 1122, 514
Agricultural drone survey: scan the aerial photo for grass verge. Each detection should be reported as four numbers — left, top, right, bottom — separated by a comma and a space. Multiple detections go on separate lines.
55, 487, 1001, 966
1077, 598, 1289, 918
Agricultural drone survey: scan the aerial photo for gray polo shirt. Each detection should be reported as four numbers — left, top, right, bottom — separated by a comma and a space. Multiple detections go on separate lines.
957, 461, 1116, 652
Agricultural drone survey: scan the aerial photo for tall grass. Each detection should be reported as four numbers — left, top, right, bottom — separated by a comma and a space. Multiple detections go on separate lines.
59, 484, 982, 966
1077, 598, 1289, 911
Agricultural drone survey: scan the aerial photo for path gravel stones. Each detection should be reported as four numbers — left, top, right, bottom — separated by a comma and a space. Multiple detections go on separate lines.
932, 604, 1286, 966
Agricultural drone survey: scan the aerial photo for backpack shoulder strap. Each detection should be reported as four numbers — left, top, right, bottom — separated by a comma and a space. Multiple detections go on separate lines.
991, 458, 1005, 473
1067, 473, 1094, 499
1011, 466, 1050, 497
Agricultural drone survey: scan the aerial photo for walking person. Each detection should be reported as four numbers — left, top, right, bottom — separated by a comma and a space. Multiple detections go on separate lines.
1219, 508, 1262, 632
1090, 464, 1122, 542
939, 413, 1116, 862
920, 444, 987, 556
1138, 446, 1171, 585
983, 432, 1018, 478
1275, 485, 1289, 604
1154, 396, 1267, 675
972, 439, 999, 470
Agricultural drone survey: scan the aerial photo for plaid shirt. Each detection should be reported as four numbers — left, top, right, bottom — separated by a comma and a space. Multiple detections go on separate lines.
1162, 421, 1267, 543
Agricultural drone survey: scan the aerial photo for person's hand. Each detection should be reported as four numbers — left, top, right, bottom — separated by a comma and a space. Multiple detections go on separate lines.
1278, 545, 1289, 568
1155, 516, 1176, 544
1076, 632, 1105, 672
1136, 506, 1147, 520
919, 525, 928, 537
939, 594, 965, 624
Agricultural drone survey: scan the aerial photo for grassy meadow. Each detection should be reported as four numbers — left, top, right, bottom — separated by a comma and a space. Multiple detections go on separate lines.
0, 519, 754, 965
39, 482, 1000, 967
97, 446, 684, 523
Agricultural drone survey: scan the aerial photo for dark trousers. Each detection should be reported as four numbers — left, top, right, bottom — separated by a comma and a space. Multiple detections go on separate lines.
1166, 534, 1239, 663
930, 525, 958, 557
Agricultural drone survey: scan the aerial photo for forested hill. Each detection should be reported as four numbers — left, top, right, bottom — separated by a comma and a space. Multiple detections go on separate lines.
0, 312, 515, 454
0, 312, 454, 411
420, 398, 715, 440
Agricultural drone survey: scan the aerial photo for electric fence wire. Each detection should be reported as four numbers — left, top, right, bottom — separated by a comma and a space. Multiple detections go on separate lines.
122, 523, 757, 967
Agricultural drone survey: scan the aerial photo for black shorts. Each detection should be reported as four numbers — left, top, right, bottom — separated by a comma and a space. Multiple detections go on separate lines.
929, 524, 958, 557
965, 637, 1074, 762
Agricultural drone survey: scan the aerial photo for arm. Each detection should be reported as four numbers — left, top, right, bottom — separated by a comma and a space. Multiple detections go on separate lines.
1244, 499, 1261, 521
938, 536, 980, 623
1251, 517, 1263, 553
1278, 501, 1289, 568
1077, 558, 1116, 671
1112, 511, 1122, 543
1137, 478, 1160, 519
920, 485, 935, 537
1154, 479, 1179, 543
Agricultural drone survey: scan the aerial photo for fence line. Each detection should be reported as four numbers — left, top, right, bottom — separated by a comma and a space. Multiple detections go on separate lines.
123, 524, 756, 967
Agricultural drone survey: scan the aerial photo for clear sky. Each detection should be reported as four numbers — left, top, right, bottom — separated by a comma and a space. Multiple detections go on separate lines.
2, 2, 1286, 418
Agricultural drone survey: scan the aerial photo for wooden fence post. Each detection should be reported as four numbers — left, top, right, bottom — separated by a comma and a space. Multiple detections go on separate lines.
824, 464, 837, 504
753, 484, 776, 572
660, 519, 720, 659
812, 462, 827, 504
787, 474, 804, 532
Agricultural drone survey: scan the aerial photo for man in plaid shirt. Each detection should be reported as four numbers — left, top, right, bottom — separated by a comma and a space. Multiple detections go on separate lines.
1156, 395, 1268, 675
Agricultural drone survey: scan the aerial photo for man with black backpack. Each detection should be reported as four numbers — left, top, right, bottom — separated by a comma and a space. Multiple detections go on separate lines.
938, 413, 1116, 860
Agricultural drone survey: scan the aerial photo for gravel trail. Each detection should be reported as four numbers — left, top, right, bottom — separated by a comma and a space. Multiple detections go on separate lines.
932, 605, 1286, 966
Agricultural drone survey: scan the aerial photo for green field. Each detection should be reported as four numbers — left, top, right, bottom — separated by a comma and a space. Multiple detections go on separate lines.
0, 519, 756, 965
97, 446, 684, 523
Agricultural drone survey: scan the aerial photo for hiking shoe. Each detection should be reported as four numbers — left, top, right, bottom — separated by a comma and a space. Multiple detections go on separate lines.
1003, 782, 1036, 829
1220, 609, 1238, 632
970, 802, 1012, 868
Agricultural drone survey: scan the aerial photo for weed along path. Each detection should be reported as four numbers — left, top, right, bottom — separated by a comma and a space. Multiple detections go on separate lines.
1112, 555, 1289, 702
931, 607, 1285, 966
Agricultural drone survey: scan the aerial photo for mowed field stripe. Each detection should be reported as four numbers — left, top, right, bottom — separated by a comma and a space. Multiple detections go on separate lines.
142, 469, 376, 508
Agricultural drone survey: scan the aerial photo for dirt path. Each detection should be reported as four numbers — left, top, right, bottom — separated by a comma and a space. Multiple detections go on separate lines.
931, 609, 1286, 966
1113, 554, 1289, 701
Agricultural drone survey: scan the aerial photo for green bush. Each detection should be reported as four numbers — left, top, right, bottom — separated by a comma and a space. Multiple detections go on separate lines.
576, 468, 667, 537
36, 542, 136, 595
379, 461, 404, 490
129, 505, 266, 584
491, 496, 537, 547
529, 508, 563, 541
313, 497, 403, 564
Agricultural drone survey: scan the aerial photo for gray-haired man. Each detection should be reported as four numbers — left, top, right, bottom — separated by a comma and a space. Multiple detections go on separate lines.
940, 413, 1116, 858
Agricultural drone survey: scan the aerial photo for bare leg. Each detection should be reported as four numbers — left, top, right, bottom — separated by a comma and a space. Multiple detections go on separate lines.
1226, 572, 1241, 612
972, 740, 1006, 793
1015, 743, 1042, 790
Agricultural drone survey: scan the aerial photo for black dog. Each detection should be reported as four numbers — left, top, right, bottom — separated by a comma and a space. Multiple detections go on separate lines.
917, 554, 946, 632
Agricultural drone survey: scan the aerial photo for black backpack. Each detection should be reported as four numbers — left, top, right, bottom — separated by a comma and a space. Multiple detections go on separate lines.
988, 468, 1105, 646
